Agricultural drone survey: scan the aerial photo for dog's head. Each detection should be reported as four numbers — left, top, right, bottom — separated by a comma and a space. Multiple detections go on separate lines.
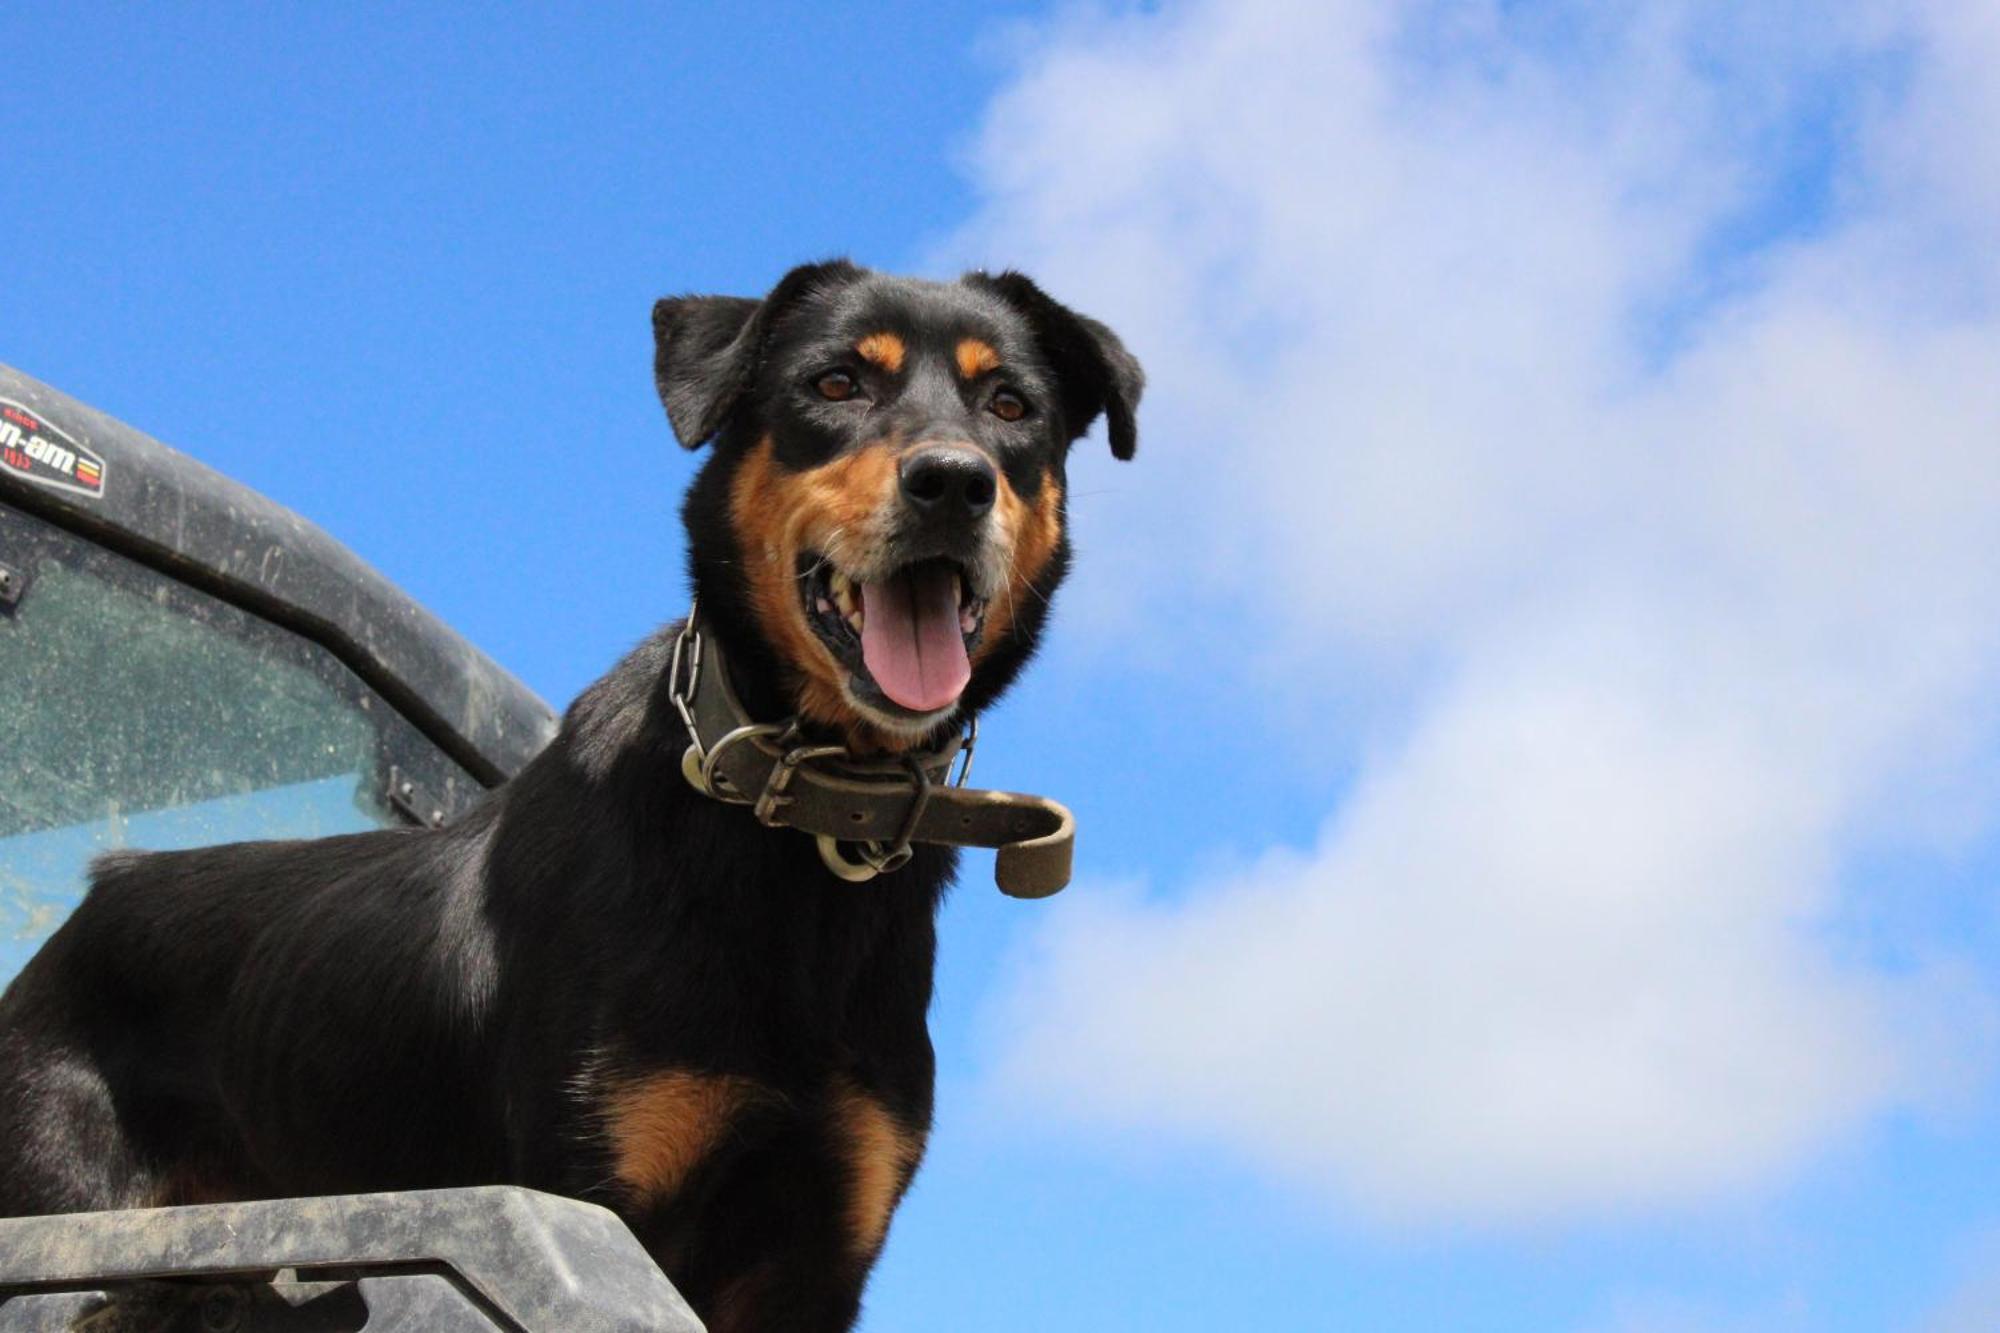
660, 262, 1141, 751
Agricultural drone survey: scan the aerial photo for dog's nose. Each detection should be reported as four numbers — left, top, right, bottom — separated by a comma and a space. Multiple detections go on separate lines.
899, 446, 998, 521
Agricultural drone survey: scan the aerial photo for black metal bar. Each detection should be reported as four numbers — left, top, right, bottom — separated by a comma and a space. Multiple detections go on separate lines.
0, 1187, 704, 1333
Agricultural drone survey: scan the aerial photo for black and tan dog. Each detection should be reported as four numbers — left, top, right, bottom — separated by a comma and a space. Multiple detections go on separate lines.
0, 261, 1140, 1331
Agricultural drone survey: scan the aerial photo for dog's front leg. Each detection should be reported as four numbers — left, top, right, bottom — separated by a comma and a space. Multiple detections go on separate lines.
651, 1076, 925, 1333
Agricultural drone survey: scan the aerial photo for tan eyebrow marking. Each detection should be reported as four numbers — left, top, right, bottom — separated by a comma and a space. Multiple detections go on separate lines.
855, 332, 906, 374
955, 338, 1001, 379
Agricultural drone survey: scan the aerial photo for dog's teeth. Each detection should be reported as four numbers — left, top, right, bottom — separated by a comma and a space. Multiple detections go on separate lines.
816, 597, 834, 614
846, 610, 863, 633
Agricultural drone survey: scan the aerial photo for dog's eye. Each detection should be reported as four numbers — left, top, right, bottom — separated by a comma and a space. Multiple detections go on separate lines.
815, 371, 860, 403
989, 389, 1029, 422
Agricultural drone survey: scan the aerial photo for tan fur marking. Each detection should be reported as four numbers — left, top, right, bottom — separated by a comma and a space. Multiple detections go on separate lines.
855, 331, 906, 374
978, 472, 1064, 660
729, 436, 911, 748
831, 1079, 923, 1259
602, 1070, 766, 1203
955, 337, 1001, 378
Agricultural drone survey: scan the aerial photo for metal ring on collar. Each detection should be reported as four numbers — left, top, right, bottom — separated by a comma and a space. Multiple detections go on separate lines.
816, 835, 885, 882
692, 721, 787, 802
812, 758, 934, 882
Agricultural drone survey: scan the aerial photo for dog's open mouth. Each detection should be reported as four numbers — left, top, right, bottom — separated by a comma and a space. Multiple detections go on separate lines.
801, 554, 989, 715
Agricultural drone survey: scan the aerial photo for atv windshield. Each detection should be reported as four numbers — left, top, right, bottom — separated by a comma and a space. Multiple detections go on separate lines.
0, 507, 478, 988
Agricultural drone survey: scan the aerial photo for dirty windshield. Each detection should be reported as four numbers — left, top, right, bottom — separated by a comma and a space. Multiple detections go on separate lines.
0, 536, 425, 986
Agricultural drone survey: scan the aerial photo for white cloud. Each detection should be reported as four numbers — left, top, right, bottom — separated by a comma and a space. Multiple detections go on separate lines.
949, 0, 2000, 1224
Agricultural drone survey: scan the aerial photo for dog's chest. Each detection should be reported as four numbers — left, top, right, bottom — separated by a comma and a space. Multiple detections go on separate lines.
595, 1067, 924, 1258
596, 1068, 773, 1202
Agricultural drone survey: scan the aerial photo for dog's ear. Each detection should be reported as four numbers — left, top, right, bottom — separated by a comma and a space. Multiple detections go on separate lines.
652, 260, 863, 449
651, 296, 758, 448
969, 270, 1144, 461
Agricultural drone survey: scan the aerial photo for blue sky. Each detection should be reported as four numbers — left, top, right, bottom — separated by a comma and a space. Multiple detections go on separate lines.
9, 3, 2000, 1329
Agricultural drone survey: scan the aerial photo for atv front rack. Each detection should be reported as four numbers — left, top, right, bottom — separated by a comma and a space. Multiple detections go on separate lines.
0, 1186, 703, 1332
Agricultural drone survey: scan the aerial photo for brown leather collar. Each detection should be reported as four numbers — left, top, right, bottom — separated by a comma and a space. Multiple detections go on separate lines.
667, 607, 1074, 898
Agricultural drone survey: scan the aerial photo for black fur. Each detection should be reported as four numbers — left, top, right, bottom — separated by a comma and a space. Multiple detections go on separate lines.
0, 262, 1140, 1332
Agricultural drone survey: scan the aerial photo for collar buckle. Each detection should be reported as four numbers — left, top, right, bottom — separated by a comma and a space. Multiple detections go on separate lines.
753, 737, 845, 826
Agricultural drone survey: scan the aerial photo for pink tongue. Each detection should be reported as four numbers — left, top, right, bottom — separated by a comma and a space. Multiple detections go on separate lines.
860, 565, 971, 713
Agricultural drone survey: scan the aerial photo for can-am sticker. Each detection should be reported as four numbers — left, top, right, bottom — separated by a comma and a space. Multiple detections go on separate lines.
0, 399, 104, 499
